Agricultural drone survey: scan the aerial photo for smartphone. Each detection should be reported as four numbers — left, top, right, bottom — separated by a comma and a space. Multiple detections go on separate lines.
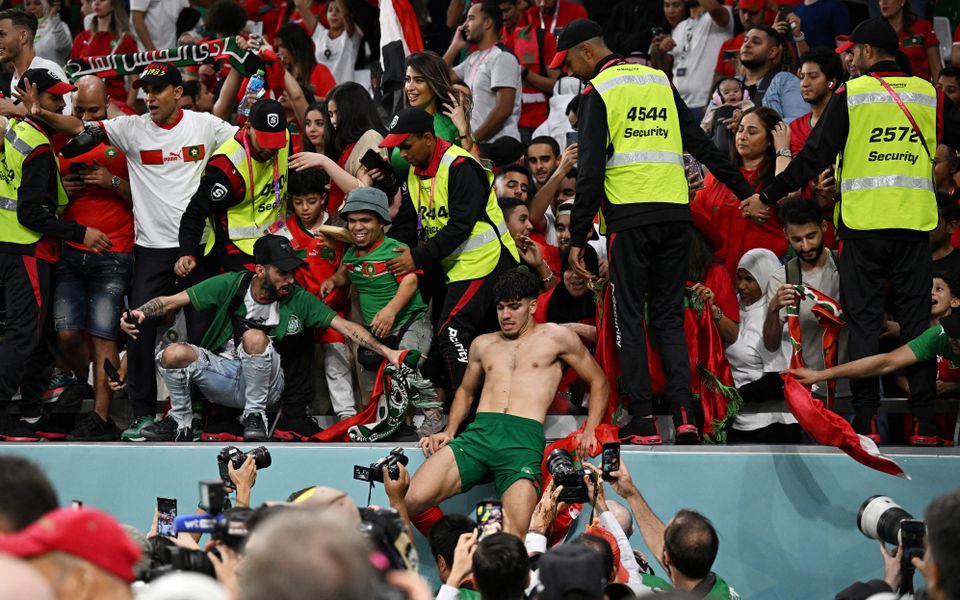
565, 130, 578, 148
124, 296, 134, 327
157, 497, 177, 537
777, 4, 791, 21
360, 148, 391, 174
68, 162, 87, 175
900, 519, 926, 561
103, 358, 122, 385
476, 500, 503, 540
601, 442, 621, 482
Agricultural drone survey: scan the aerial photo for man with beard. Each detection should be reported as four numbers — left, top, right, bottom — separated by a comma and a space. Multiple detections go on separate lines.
762, 199, 849, 410
406, 268, 608, 537
121, 235, 403, 442
737, 25, 808, 123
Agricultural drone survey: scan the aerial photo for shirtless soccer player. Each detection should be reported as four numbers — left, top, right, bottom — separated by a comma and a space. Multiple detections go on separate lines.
405, 268, 609, 537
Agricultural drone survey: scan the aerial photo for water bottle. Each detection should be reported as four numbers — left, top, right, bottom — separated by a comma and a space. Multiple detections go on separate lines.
238, 69, 266, 117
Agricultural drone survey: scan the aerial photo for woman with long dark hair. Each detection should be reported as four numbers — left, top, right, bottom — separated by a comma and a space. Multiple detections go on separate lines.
302, 100, 327, 154
390, 51, 478, 174
289, 82, 387, 214
275, 22, 336, 102
694, 106, 792, 277
70, 0, 137, 108
879, 0, 940, 82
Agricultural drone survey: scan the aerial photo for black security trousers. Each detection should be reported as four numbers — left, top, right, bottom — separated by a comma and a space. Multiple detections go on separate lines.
838, 237, 935, 421
607, 222, 693, 418
0, 253, 54, 417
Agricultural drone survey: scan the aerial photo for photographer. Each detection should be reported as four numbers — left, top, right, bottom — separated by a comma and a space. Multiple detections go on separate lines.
836, 489, 960, 600
440, 532, 530, 600
606, 465, 739, 599
430, 514, 479, 591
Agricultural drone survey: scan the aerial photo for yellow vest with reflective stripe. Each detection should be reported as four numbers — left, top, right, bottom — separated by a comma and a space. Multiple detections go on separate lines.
407, 143, 519, 283
205, 131, 290, 255
590, 63, 687, 233
839, 75, 937, 231
0, 119, 68, 245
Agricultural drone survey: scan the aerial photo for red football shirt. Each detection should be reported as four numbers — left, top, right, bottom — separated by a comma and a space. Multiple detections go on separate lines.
59, 143, 133, 253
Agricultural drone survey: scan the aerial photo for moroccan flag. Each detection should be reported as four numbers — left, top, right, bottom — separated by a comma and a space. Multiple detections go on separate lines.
183, 145, 205, 162
379, 0, 425, 110
781, 375, 909, 478
786, 284, 844, 409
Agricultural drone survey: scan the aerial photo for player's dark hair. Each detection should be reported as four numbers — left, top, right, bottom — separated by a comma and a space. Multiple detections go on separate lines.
925, 489, 960, 600
473, 533, 529, 600
527, 135, 561, 159
288, 168, 329, 198
778, 197, 825, 228
478, 1, 504, 34
494, 267, 541, 303
663, 509, 719, 580
498, 197, 525, 219
0, 455, 59, 531
429, 514, 477, 570
573, 534, 615, 582
798, 47, 846, 87
203, 0, 248, 37
0, 8, 37, 35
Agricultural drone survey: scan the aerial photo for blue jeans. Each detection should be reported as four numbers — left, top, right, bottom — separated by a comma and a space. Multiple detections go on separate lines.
156, 342, 284, 428
53, 248, 133, 340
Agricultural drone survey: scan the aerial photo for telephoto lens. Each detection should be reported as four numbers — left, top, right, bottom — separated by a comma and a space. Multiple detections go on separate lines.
857, 495, 915, 546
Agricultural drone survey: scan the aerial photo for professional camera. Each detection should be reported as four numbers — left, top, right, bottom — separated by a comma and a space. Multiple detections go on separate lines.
217, 446, 271, 490
354, 447, 408, 483
360, 506, 419, 600
546, 449, 593, 503
858, 495, 926, 560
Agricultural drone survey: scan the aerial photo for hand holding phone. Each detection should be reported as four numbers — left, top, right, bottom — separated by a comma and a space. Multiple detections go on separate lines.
601, 442, 621, 482
565, 131, 578, 148
103, 358, 123, 385
157, 497, 177, 537
476, 500, 503, 540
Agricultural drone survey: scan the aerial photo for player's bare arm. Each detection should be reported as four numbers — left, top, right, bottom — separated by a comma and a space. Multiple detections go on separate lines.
554, 324, 609, 455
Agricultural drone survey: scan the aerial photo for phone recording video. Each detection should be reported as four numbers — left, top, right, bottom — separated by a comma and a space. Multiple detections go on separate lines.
476, 500, 503, 540
601, 442, 621, 482
157, 497, 178, 537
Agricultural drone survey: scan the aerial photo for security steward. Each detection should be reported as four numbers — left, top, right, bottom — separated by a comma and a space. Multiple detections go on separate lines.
742, 18, 960, 446
0, 69, 111, 441
177, 97, 290, 274
382, 107, 520, 392
551, 20, 756, 445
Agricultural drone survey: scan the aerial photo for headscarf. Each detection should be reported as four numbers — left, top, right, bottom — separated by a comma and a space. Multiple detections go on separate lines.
736, 248, 781, 309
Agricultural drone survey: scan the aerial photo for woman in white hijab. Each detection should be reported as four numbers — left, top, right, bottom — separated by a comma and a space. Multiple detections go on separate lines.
725, 248, 802, 444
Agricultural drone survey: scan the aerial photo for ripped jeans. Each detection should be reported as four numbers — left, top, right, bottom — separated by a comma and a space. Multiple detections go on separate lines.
156, 341, 284, 428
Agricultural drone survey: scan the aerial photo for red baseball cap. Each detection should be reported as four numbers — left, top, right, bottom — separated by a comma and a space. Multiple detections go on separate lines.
0, 508, 142, 583
835, 35, 853, 54
17, 68, 76, 96
737, 0, 767, 13
380, 107, 434, 148
248, 98, 289, 149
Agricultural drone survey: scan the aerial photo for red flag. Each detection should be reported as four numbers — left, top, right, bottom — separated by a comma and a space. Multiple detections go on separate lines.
781, 375, 909, 478
313, 357, 393, 442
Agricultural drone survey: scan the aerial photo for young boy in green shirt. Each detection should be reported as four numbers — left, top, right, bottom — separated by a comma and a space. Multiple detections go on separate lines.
321, 187, 442, 437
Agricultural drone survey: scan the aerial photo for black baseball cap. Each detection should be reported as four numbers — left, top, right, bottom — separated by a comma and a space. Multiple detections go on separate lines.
133, 62, 183, 90
379, 108, 434, 148
536, 544, 604, 600
548, 19, 604, 70
835, 18, 899, 54
17, 68, 76, 95
253, 235, 306, 271
248, 98, 288, 149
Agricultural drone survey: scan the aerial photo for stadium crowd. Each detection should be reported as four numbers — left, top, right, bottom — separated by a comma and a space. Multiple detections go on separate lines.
0, 1, 960, 599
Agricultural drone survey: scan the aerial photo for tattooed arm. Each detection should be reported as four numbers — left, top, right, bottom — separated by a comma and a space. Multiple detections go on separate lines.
120, 292, 192, 340
330, 315, 404, 367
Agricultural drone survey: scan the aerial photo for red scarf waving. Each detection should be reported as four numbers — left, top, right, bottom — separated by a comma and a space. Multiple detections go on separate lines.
786, 284, 844, 410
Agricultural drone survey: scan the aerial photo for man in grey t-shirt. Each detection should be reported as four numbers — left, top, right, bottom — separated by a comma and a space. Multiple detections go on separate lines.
444, 2, 521, 143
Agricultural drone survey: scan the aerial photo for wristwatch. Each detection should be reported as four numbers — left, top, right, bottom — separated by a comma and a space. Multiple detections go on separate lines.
111, 175, 121, 190
776, 148, 793, 158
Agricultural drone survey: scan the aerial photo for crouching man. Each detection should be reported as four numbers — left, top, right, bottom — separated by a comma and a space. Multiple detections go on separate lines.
120, 234, 403, 442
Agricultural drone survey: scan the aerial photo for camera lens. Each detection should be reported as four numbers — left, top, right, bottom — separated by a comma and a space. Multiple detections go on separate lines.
546, 449, 575, 476
858, 495, 915, 546
249, 447, 272, 470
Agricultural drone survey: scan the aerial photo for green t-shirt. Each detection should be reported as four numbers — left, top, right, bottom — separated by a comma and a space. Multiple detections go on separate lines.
389, 112, 461, 177
187, 271, 336, 351
639, 572, 739, 600
342, 236, 428, 328
907, 324, 960, 364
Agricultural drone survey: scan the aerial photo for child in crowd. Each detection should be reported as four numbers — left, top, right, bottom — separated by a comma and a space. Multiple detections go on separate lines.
896, 272, 960, 397
285, 169, 356, 421
321, 187, 442, 437
701, 77, 754, 134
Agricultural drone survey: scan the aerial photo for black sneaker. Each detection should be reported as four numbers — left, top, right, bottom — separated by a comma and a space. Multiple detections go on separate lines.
273, 414, 321, 442
31, 416, 68, 440
56, 380, 94, 412
242, 413, 268, 442
201, 408, 244, 442
619, 417, 661, 445
673, 406, 700, 445
141, 416, 193, 442
387, 422, 420, 442
0, 418, 41, 442
66, 413, 118, 442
